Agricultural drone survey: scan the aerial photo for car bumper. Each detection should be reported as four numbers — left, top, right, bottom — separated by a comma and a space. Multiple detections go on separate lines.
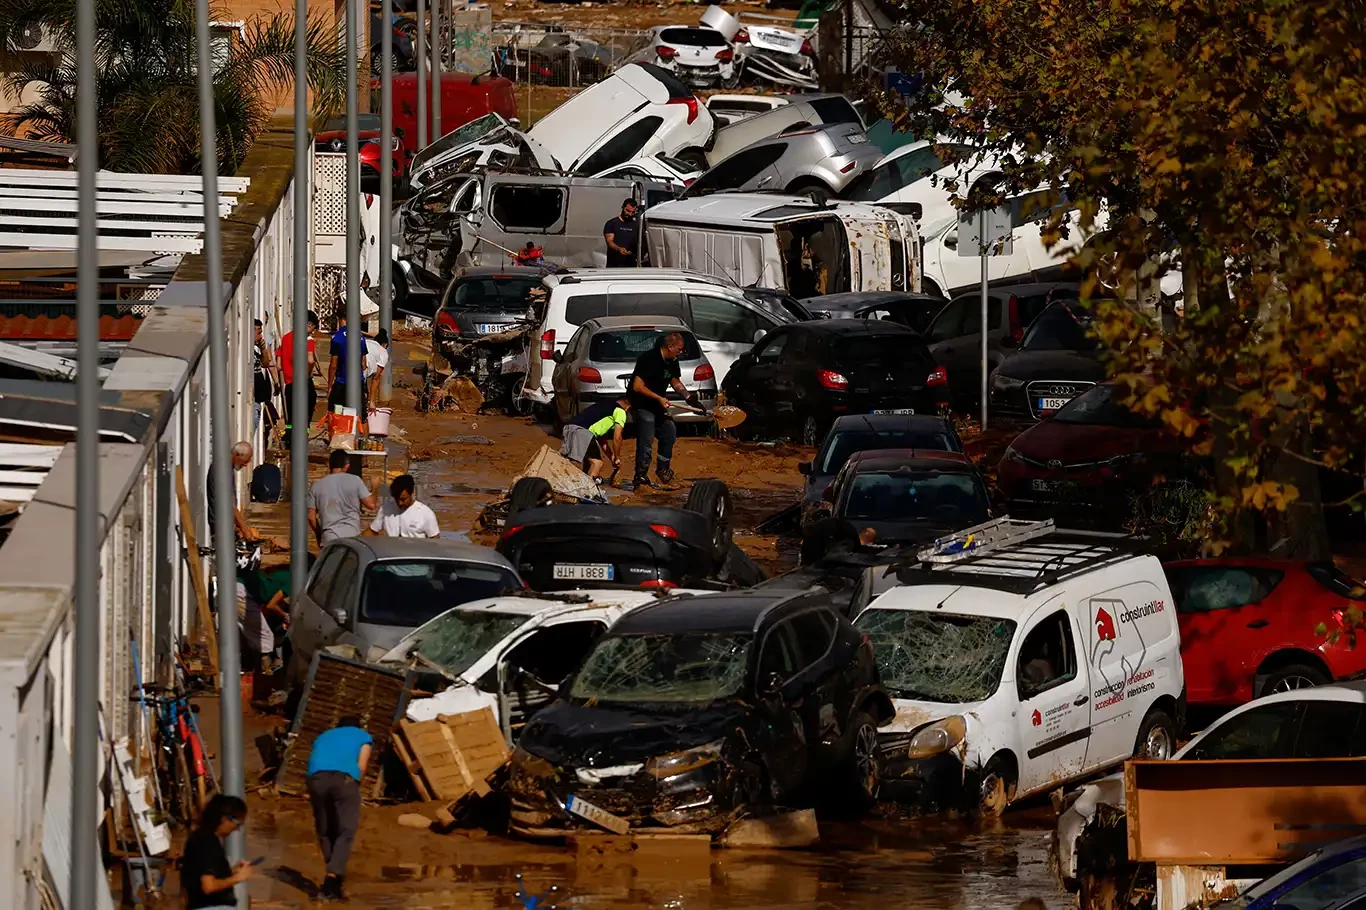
498, 532, 713, 591
877, 737, 968, 809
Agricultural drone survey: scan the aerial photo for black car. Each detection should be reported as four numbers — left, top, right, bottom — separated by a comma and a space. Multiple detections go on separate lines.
798, 413, 964, 527
433, 266, 543, 359
988, 299, 1106, 424
802, 450, 990, 561
497, 479, 762, 592
506, 590, 895, 838
801, 291, 945, 334
722, 319, 950, 446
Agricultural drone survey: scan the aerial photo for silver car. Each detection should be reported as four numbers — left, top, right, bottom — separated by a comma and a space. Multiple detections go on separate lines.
287, 537, 523, 685
549, 316, 719, 425
683, 121, 881, 201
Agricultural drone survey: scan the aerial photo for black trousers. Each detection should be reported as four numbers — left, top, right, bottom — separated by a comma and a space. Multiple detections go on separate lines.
306, 771, 361, 877
284, 381, 318, 429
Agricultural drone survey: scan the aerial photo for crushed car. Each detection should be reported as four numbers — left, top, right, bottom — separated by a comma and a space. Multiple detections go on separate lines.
701, 6, 818, 91
505, 590, 894, 838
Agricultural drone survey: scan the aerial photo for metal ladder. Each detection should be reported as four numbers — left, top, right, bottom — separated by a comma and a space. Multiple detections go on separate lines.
916, 517, 1058, 564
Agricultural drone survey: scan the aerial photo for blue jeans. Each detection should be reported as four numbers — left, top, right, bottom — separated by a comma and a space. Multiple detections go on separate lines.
634, 408, 676, 479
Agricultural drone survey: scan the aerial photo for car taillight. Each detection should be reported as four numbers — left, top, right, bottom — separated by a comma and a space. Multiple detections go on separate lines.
693, 363, 714, 382
817, 369, 849, 390
927, 366, 948, 387
1009, 294, 1023, 343
539, 329, 555, 359
1333, 607, 1350, 630
577, 366, 602, 383
657, 45, 678, 59
715, 48, 733, 62
650, 524, 679, 539
734, 27, 749, 42
668, 95, 699, 125
436, 310, 459, 334
840, 161, 856, 173
683, 177, 696, 186
641, 579, 677, 590
502, 525, 523, 539
800, 37, 814, 56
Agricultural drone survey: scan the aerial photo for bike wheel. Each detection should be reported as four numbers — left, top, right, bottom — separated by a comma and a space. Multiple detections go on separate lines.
172, 743, 196, 824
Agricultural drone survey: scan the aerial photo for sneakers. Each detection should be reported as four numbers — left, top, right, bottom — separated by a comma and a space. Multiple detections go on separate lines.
319, 874, 346, 901
626, 476, 652, 492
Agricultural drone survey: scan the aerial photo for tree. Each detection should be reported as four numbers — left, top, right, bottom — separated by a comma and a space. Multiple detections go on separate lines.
0, 0, 346, 174
870, 0, 1366, 555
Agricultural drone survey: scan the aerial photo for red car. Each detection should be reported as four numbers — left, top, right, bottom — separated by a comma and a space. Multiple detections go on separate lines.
1166, 558, 1366, 705
314, 114, 406, 184
377, 71, 518, 172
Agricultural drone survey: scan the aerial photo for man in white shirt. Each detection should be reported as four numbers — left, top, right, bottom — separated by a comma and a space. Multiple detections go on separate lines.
368, 473, 440, 538
365, 329, 390, 405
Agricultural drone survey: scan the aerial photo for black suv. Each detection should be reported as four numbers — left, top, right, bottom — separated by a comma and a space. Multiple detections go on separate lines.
506, 590, 895, 838
722, 319, 949, 446
988, 299, 1106, 424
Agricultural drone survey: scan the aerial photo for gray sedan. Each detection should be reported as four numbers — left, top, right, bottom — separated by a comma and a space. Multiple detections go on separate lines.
683, 121, 882, 201
287, 536, 523, 685
549, 316, 719, 426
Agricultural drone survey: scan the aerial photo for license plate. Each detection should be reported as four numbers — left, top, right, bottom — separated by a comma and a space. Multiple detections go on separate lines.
565, 794, 631, 835
847, 133, 868, 144
1030, 478, 1070, 493
1037, 397, 1070, 411
872, 408, 914, 415
553, 563, 615, 581
477, 323, 512, 334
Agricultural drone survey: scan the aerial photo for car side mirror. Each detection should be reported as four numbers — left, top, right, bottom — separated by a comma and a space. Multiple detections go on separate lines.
759, 671, 784, 701
551, 350, 563, 363
944, 229, 959, 248
798, 461, 812, 475
332, 608, 348, 627
737, 352, 755, 367
752, 328, 768, 344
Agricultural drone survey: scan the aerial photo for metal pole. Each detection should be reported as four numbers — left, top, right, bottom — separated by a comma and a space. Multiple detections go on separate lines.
416, 0, 427, 148
194, 0, 245, 893
380, 0, 394, 402
70, 0, 100, 902
346, 0, 362, 421
979, 209, 989, 431
430, 0, 442, 139
291, 0, 310, 597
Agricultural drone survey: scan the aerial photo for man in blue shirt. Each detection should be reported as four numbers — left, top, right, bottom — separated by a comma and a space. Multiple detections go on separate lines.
306, 715, 373, 901
326, 306, 369, 432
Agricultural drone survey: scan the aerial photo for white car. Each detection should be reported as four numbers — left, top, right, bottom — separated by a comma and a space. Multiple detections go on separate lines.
851, 518, 1185, 816
619, 25, 737, 89
1055, 681, 1366, 889
842, 138, 997, 229
705, 93, 789, 127
591, 153, 701, 191
384, 588, 705, 740
528, 63, 715, 175
409, 114, 559, 192
700, 5, 817, 90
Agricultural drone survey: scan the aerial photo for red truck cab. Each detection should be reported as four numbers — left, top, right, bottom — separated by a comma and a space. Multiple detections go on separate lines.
374, 72, 518, 172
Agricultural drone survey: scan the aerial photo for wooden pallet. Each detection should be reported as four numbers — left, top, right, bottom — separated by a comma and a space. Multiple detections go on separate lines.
392, 709, 509, 803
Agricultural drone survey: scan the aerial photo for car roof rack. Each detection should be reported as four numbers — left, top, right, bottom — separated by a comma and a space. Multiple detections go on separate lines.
892, 517, 1141, 595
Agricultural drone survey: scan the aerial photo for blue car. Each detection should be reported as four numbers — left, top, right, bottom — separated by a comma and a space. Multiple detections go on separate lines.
1222, 835, 1366, 910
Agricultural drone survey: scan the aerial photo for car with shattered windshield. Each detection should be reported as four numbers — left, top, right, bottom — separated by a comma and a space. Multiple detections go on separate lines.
851, 518, 1183, 816
505, 590, 894, 838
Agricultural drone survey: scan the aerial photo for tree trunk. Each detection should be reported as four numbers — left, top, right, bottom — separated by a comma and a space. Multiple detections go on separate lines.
817, 9, 844, 92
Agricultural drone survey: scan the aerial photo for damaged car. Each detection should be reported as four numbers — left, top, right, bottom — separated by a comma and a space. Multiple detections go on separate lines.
701, 6, 818, 90
505, 590, 894, 838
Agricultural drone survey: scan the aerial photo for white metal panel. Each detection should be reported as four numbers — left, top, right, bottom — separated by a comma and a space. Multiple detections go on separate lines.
41, 738, 116, 910
0, 193, 232, 217
0, 231, 204, 253
0, 168, 249, 194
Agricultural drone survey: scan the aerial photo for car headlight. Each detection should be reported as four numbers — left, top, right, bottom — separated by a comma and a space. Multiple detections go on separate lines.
992, 373, 1026, 391
907, 715, 967, 759
646, 739, 724, 779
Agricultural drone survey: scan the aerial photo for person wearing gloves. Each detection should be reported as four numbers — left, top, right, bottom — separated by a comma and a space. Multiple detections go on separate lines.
626, 331, 700, 490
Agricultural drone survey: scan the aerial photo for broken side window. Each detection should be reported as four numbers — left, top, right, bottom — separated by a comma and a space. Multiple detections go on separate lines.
490, 184, 565, 232
1016, 610, 1077, 699
854, 610, 1015, 703
571, 632, 753, 703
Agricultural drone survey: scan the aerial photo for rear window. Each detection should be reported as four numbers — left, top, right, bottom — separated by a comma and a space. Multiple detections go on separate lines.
635, 61, 693, 100
659, 27, 728, 46
447, 277, 541, 312
809, 96, 862, 126
361, 560, 522, 627
563, 292, 689, 327
710, 98, 777, 114
830, 333, 920, 366
590, 329, 701, 362
818, 427, 962, 474
1021, 302, 1098, 352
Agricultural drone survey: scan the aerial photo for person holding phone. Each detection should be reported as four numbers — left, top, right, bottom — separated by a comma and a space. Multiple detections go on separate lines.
181, 794, 255, 909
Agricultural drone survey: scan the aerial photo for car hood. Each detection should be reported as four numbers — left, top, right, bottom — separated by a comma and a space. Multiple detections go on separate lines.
518, 698, 751, 768
880, 697, 990, 734
995, 350, 1105, 383
1010, 421, 1163, 463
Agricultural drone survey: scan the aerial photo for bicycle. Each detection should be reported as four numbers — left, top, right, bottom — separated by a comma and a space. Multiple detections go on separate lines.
131, 684, 215, 825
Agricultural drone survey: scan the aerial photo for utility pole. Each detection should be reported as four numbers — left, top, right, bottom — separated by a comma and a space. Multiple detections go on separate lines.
430, 0, 442, 138
346, 0, 362, 421
380, 0, 394, 402
416, 0, 427, 148
291, 0, 309, 597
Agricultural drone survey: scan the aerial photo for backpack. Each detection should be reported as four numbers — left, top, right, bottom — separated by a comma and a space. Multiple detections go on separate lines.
250, 463, 282, 503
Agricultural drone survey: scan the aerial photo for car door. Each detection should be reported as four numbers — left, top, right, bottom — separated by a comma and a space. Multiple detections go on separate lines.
930, 293, 1001, 408
495, 617, 610, 738
290, 545, 347, 677
574, 115, 666, 176
1293, 701, 1366, 758
687, 292, 776, 382
768, 329, 807, 430
753, 618, 810, 797
1166, 565, 1286, 704
1014, 606, 1091, 794
318, 548, 362, 650
786, 608, 844, 767
738, 330, 790, 427
552, 326, 586, 423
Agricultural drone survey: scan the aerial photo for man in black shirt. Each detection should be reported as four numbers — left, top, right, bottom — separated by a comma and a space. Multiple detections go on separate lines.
628, 331, 698, 489
603, 198, 640, 267
181, 794, 254, 908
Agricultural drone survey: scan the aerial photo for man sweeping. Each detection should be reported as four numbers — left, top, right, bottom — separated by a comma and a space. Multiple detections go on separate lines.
560, 396, 631, 486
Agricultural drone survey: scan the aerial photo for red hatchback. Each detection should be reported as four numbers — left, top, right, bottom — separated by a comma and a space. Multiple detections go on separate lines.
1165, 558, 1366, 706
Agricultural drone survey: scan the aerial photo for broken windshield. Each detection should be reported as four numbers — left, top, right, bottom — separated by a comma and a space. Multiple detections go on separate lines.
854, 610, 1015, 703
402, 610, 528, 677
570, 633, 752, 703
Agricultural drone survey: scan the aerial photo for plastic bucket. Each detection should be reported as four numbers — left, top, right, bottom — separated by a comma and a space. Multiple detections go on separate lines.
368, 406, 392, 436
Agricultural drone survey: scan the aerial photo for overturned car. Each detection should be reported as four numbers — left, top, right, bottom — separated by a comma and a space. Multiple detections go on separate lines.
505, 590, 894, 838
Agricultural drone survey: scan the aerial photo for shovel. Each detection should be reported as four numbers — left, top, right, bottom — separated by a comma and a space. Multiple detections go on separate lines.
677, 402, 747, 429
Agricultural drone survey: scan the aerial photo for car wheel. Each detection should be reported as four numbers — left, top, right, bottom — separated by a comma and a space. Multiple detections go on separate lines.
977, 756, 1016, 818
370, 49, 383, 77
788, 179, 834, 204
677, 148, 708, 170
800, 415, 822, 447
1260, 663, 1329, 696
507, 375, 534, 418
508, 477, 553, 517
843, 711, 882, 808
1133, 707, 1176, 760
684, 479, 733, 562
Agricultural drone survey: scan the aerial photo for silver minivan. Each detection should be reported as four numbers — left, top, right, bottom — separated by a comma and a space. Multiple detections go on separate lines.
287, 536, 523, 685
549, 316, 719, 425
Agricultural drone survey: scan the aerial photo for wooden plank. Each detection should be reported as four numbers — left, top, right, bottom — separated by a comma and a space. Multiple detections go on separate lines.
437, 721, 479, 795
393, 725, 432, 801
174, 466, 217, 674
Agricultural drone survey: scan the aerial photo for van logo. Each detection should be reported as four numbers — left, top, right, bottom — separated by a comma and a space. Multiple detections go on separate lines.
1095, 607, 1116, 643
1031, 709, 1041, 727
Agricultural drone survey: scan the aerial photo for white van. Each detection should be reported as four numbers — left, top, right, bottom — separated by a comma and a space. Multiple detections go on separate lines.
521, 268, 800, 406
642, 193, 921, 296
851, 518, 1184, 815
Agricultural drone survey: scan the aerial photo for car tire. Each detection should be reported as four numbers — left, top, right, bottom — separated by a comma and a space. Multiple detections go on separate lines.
978, 756, 1017, 817
842, 710, 882, 809
1259, 662, 1330, 697
684, 479, 733, 562
508, 477, 553, 517
507, 375, 534, 418
1133, 707, 1176, 760
788, 179, 834, 204
677, 148, 708, 171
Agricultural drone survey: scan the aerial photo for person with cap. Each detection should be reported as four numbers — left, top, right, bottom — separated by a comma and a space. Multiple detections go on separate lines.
603, 198, 640, 267
560, 395, 631, 485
